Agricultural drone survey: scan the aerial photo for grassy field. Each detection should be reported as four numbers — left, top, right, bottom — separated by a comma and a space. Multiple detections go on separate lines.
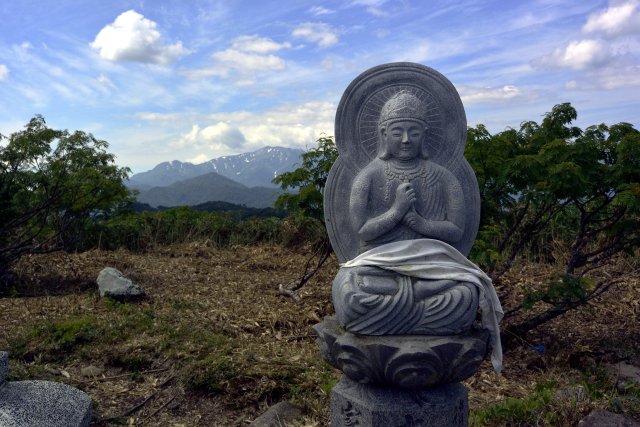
1, 242, 639, 426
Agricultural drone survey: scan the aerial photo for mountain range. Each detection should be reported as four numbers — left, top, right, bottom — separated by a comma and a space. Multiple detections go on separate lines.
128, 146, 304, 189
127, 146, 304, 208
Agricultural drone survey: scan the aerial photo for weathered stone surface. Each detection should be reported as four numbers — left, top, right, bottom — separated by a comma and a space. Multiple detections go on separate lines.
578, 409, 640, 426
607, 362, 640, 394
314, 317, 489, 388
0, 380, 92, 427
249, 401, 303, 427
97, 267, 145, 301
331, 376, 468, 427
552, 386, 590, 403
326, 63, 480, 262
81, 366, 103, 377
0, 352, 7, 384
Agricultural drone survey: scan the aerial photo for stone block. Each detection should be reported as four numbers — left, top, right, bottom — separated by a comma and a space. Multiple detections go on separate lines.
0, 380, 92, 427
97, 267, 145, 301
0, 352, 7, 384
249, 401, 303, 426
331, 376, 468, 427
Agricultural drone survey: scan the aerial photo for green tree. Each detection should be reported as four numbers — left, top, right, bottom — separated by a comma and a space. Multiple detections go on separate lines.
0, 115, 135, 292
272, 134, 338, 301
466, 103, 640, 340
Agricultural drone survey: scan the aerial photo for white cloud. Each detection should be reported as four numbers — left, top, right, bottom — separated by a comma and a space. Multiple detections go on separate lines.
531, 39, 610, 70
456, 85, 541, 106
20, 42, 33, 49
186, 154, 210, 164
292, 23, 339, 47
321, 56, 335, 69
96, 73, 116, 88
0, 65, 9, 81
90, 10, 192, 65
231, 35, 291, 54
309, 6, 334, 15
182, 49, 286, 80
139, 101, 336, 159
564, 65, 640, 90
234, 79, 255, 86
583, 1, 640, 38
376, 29, 390, 39
366, 7, 388, 16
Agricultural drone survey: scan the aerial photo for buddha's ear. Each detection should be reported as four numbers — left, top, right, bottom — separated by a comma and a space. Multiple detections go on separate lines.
378, 125, 391, 160
420, 127, 430, 159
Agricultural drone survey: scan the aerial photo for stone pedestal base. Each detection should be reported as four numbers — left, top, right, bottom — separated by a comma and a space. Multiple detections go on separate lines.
331, 376, 468, 427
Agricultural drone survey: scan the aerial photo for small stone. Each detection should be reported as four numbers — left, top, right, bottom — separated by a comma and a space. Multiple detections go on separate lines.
0, 351, 8, 383
167, 400, 181, 410
249, 401, 303, 427
578, 409, 640, 426
606, 362, 640, 394
96, 267, 145, 302
553, 386, 589, 403
81, 366, 103, 377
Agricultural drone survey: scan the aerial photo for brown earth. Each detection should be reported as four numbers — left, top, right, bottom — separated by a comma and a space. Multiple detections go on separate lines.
0, 243, 638, 426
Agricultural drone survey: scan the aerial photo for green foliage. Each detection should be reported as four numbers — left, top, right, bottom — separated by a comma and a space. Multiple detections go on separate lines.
84, 206, 325, 251
272, 134, 337, 221
0, 115, 134, 284
466, 103, 640, 338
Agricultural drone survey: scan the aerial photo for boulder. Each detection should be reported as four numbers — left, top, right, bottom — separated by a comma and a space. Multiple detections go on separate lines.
249, 401, 303, 427
0, 351, 93, 427
96, 267, 145, 301
607, 362, 640, 394
553, 386, 590, 403
578, 409, 640, 426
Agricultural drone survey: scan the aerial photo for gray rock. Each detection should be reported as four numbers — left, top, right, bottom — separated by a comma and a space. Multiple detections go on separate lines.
0, 352, 92, 427
578, 409, 640, 426
314, 316, 489, 388
553, 386, 590, 403
97, 267, 144, 301
80, 366, 103, 377
326, 63, 479, 262
249, 401, 303, 427
607, 362, 640, 394
331, 376, 468, 427
0, 352, 7, 383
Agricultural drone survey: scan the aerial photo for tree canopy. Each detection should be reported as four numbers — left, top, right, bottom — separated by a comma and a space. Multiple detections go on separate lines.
0, 115, 134, 286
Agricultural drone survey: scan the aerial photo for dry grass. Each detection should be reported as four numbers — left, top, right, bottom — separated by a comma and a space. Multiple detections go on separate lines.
0, 243, 639, 426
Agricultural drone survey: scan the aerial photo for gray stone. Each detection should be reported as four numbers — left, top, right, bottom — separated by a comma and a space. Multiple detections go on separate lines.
80, 366, 103, 377
0, 352, 7, 384
326, 63, 480, 262
552, 386, 590, 403
324, 63, 484, 338
97, 267, 144, 301
607, 362, 640, 394
314, 317, 489, 388
578, 409, 640, 426
331, 376, 468, 427
249, 401, 303, 427
0, 380, 92, 427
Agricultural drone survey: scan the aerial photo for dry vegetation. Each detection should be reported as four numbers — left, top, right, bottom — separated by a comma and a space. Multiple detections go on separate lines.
1, 242, 639, 426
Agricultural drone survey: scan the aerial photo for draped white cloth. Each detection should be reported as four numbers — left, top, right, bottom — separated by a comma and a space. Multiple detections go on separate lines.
341, 238, 504, 374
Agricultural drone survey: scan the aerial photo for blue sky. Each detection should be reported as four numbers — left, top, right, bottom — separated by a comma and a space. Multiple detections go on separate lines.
1, 0, 639, 174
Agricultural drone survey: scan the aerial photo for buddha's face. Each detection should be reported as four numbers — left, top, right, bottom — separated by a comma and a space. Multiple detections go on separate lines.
381, 120, 425, 160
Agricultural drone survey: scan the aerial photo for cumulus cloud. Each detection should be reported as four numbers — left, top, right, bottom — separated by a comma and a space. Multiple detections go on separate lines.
0, 65, 9, 81
292, 23, 339, 47
90, 10, 192, 65
186, 154, 210, 164
583, 1, 640, 38
456, 85, 541, 106
138, 101, 336, 158
309, 6, 334, 15
231, 35, 291, 54
531, 39, 610, 70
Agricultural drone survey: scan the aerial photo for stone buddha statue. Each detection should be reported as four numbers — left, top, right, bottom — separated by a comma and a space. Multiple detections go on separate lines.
332, 90, 480, 336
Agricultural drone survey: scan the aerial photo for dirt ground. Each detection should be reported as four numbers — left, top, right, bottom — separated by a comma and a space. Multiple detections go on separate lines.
0, 242, 638, 426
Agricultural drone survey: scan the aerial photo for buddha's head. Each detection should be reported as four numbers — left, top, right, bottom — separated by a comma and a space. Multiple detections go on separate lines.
378, 90, 429, 160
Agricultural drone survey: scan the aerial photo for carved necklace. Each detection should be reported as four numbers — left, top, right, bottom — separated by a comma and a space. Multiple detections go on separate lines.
383, 161, 429, 201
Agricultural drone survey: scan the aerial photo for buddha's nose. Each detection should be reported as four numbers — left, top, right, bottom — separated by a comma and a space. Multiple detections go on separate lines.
402, 131, 409, 143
